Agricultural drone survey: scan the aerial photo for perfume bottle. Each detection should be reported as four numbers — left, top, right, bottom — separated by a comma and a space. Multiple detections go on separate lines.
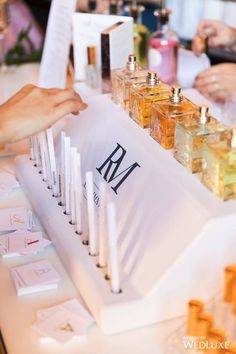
85, 46, 101, 89
129, 71, 170, 129
111, 54, 147, 110
109, 0, 123, 15
148, 8, 179, 85
202, 128, 236, 201
150, 86, 196, 149
212, 266, 236, 342
187, 299, 205, 336
174, 105, 223, 174
88, 0, 97, 12
124, 4, 149, 68
192, 33, 208, 55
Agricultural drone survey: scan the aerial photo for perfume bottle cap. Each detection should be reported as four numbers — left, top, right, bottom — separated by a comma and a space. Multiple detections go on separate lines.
223, 265, 236, 302
147, 71, 159, 85
227, 128, 236, 148
124, 4, 145, 21
198, 105, 210, 124
87, 46, 96, 65
187, 299, 204, 336
154, 8, 171, 25
126, 54, 137, 72
170, 86, 183, 103
195, 313, 213, 337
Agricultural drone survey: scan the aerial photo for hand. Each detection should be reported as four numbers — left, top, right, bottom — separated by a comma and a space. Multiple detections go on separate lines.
192, 20, 236, 55
0, 85, 87, 144
194, 63, 236, 103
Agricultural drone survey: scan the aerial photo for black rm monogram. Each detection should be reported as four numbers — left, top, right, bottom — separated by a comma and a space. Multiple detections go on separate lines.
96, 143, 141, 194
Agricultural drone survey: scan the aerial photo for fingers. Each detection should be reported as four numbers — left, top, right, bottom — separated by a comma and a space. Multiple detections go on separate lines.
45, 87, 87, 108
197, 20, 217, 36
52, 98, 88, 123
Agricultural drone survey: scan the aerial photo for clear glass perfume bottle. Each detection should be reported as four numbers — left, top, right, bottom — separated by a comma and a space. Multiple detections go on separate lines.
174, 105, 223, 174
148, 8, 179, 85
85, 46, 101, 90
150, 86, 196, 149
129, 71, 170, 129
111, 54, 147, 110
125, 4, 149, 68
202, 128, 236, 201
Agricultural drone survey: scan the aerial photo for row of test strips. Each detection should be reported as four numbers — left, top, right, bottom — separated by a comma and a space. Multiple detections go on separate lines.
29, 132, 121, 294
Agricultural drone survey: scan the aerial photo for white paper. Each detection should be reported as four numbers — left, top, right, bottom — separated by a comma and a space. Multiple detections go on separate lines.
36, 298, 94, 325
0, 207, 32, 232
34, 308, 88, 343
33, 299, 94, 342
38, 0, 77, 88
73, 13, 133, 81
177, 48, 210, 89
11, 259, 61, 295
0, 230, 44, 257
0, 171, 20, 197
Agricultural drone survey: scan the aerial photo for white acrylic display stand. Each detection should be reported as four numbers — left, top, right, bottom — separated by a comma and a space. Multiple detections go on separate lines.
15, 95, 236, 334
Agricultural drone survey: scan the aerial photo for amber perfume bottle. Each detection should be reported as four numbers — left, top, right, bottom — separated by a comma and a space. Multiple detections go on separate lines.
129, 71, 170, 129
111, 54, 147, 110
150, 86, 196, 149
174, 105, 223, 173
202, 128, 236, 201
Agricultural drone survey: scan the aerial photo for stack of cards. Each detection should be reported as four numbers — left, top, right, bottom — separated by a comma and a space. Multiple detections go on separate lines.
0, 171, 20, 197
33, 299, 94, 343
0, 207, 33, 232
11, 259, 61, 296
0, 230, 51, 258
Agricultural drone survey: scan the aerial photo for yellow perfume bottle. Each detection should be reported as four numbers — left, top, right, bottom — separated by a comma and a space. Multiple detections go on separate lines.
150, 86, 196, 149
129, 71, 170, 129
174, 105, 223, 173
202, 128, 236, 201
124, 4, 149, 68
111, 54, 147, 110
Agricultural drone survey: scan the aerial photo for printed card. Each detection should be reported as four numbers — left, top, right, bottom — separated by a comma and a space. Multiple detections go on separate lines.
0, 207, 33, 232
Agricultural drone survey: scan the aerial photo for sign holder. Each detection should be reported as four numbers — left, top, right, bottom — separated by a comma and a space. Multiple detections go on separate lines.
15, 95, 236, 334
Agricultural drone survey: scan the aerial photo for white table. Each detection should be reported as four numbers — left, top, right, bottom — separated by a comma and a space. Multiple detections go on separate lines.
0, 155, 184, 354
0, 64, 219, 354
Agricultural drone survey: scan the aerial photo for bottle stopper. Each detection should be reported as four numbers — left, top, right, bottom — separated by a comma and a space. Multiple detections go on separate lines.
126, 54, 137, 72
198, 105, 210, 124
170, 86, 183, 103
147, 71, 159, 85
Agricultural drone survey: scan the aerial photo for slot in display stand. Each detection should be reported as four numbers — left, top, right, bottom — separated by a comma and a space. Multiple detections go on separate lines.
15, 95, 236, 334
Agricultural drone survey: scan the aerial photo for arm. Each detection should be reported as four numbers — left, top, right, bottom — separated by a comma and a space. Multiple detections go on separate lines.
0, 84, 87, 144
